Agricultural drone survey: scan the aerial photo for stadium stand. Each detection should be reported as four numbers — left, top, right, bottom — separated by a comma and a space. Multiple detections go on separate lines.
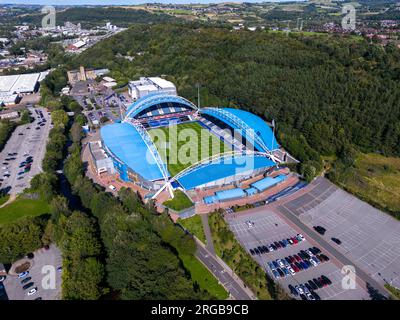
251, 174, 287, 192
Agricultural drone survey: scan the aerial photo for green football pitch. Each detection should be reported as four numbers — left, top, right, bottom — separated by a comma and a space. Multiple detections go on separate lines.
148, 122, 231, 176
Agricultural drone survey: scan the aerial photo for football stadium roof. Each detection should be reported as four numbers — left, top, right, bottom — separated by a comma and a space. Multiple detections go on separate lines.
200, 107, 279, 152
101, 122, 165, 181
177, 155, 276, 190
124, 92, 197, 120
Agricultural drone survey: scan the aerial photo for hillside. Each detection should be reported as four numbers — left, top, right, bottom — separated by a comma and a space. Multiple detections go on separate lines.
73, 23, 400, 215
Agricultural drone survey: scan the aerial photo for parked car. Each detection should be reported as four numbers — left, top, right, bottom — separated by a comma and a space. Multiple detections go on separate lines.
297, 234, 305, 241
21, 277, 32, 284
0, 276, 5, 282
291, 264, 300, 273
331, 237, 342, 245
22, 282, 34, 290
250, 249, 255, 255
272, 270, 280, 279
277, 259, 285, 268
288, 284, 298, 296
313, 278, 323, 289
267, 262, 275, 270
308, 280, 318, 291
295, 285, 304, 295
321, 275, 332, 285
18, 271, 29, 279
313, 226, 326, 235
27, 287, 37, 296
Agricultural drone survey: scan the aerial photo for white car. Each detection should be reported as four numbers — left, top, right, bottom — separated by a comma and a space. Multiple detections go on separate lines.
306, 249, 314, 257
18, 271, 29, 278
27, 287, 37, 296
310, 259, 318, 267
108, 185, 116, 191
295, 285, 304, 295
277, 259, 285, 268
307, 292, 315, 300
297, 234, 306, 241
288, 267, 296, 275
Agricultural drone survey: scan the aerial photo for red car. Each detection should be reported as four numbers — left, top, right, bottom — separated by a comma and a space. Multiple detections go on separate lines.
291, 264, 300, 273
291, 237, 298, 244
294, 254, 302, 262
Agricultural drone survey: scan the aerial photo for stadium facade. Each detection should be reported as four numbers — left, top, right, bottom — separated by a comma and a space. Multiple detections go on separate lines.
100, 90, 282, 197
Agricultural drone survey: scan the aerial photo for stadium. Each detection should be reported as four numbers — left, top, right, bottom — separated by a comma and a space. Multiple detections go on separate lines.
99, 91, 288, 202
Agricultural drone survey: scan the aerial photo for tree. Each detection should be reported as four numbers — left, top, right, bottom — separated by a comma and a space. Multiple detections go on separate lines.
0, 217, 45, 263
300, 162, 317, 182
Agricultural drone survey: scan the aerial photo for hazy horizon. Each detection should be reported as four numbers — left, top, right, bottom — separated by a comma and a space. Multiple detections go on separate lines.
0, 0, 307, 6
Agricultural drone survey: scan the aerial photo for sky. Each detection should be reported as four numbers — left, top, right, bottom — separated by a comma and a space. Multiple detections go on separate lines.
1, 0, 301, 5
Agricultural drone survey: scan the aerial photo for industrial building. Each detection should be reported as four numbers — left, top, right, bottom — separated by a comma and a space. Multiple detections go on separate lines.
128, 77, 177, 101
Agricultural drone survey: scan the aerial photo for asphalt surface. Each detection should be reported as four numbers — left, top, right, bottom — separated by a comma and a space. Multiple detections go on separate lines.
0, 107, 51, 195
201, 214, 216, 255
195, 242, 254, 300
3, 244, 62, 300
227, 210, 371, 300
276, 204, 389, 298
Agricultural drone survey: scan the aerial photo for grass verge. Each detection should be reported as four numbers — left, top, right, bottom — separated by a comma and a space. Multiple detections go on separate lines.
385, 284, 400, 300
0, 194, 10, 206
163, 190, 193, 211
180, 253, 229, 300
0, 197, 50, 224
178, 214, 207, 244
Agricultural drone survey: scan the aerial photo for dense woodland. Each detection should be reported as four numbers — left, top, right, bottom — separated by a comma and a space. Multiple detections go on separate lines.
72, 24, 400, 180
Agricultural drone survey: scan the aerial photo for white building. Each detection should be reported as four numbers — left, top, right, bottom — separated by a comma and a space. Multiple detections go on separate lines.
128, 77, 177, 101
0, 93, 19, 106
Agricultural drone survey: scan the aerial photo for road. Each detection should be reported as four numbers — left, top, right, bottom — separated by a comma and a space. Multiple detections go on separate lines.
275, 205, 389, 298
0, 107, 51, 196
195, 241, 255, 300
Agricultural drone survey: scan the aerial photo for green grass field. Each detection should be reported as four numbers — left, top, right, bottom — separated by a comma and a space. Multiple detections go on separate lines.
178, 214, 207, 244
180, 253, 229, 299
149, 122, 229, 176
0, 197, 50, 224
163, 190, 193, 211
338, 153, 400, 215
